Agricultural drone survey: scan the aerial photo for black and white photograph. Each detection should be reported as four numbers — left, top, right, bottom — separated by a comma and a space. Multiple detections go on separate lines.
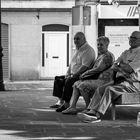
1, 0, 140, 139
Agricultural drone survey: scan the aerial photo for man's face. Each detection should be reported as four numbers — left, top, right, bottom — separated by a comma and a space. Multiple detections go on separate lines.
74, 34, 85, 49
129, 32, 140, 49
97, 40, 108, 55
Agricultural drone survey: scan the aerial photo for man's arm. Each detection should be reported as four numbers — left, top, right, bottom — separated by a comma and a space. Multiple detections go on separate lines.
111, 50, 133, 75
65, 64, 71, 78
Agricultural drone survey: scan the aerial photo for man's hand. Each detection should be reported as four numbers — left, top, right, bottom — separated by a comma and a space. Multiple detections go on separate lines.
111, 63, 120, 72
79, 74, 84, 80
80, 72, 88, 79
81, 70, 89, 77
65, 73, 79, 79
119, 62, 133, 74
65, 74, 71, 79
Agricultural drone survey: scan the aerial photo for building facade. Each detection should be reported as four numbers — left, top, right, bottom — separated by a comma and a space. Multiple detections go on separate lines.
98, 0, 139, 59
1, 0, 75, 80
1, 0, 139, 81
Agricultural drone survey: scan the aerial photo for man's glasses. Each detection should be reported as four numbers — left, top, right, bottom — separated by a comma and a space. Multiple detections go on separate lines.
97, 43, 104, 47
128, 36, 140, 40
74, 37, 80, 40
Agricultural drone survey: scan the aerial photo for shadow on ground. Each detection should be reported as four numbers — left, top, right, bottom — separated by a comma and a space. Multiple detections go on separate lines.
0, 89, 140, 140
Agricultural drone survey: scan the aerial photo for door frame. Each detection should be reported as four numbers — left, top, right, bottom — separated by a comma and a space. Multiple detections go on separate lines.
41, 31, 70, 79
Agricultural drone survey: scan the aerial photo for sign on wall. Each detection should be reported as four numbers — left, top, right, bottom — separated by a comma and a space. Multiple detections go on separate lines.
105, 26, 139, 60
99, 5, 139, 18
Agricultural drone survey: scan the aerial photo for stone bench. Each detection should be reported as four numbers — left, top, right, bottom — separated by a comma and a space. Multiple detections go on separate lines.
111, 92, 140, 120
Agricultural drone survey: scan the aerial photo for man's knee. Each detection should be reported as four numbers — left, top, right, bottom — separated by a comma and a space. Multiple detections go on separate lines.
104, 86, 115, 96
54, 76, 65, 87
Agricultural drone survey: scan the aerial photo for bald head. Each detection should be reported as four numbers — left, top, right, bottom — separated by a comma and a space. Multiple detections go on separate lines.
131, 31, 140, 38
74, 32, 86, 49
129, 31, 140, 49
75, 32, 86, 40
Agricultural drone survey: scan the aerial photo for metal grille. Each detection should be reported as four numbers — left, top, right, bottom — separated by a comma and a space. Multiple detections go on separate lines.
1, 23, 9, 80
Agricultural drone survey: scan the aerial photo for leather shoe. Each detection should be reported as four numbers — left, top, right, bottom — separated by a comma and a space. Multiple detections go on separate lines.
56, 105, 68, 112
50, 104, 61, 108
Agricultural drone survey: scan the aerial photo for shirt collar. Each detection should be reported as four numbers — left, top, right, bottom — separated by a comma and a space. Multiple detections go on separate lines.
78, 42, 88, 51
129, 46, 140, 52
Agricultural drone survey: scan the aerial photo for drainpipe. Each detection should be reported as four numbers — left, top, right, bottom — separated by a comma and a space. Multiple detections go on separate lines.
84, 0, 99, 57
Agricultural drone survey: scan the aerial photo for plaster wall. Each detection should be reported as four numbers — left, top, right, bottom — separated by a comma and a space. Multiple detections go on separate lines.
2, 11, 72, 80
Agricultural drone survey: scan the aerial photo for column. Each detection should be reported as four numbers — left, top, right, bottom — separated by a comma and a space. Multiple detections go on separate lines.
72, 0, 99, 57
71, 0, 85, 58
84, 0, 99, 57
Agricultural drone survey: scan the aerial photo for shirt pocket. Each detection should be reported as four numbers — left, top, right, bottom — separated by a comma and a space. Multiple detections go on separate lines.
76, 54, 81, 64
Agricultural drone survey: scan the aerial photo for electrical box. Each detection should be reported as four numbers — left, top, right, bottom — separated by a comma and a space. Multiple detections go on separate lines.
72, 5, 91, 25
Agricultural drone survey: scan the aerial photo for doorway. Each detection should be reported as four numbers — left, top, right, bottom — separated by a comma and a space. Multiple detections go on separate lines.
41, 24, 69, 79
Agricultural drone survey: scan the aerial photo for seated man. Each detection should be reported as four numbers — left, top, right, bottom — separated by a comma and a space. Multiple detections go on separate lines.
50, 32, 96, 111
62, 36, 114, 114
77, 31, 140, 123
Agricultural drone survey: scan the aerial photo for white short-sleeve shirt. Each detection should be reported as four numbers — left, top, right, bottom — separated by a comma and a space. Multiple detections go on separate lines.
70, 42, 95, 74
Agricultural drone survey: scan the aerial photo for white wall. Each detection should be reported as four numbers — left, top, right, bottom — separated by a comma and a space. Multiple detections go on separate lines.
10, 25, 41, 80
2, 11, 72, 80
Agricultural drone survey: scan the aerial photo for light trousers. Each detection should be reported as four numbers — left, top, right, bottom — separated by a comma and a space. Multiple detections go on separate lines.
88, 81, 139, 115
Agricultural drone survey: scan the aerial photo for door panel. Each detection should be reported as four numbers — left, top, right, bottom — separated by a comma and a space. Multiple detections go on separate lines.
44, 33, 67, 77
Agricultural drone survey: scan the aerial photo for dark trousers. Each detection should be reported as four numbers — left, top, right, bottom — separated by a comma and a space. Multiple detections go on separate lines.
53, 75, 65, 98
53, 75, 79, 103
62, 76, 79, 103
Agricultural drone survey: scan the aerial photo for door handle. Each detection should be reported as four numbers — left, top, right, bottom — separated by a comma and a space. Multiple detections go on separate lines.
52, 56, 59, 58
46, 53, 48, 58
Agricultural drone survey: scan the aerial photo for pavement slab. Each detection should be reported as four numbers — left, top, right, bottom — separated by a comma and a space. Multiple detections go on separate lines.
0, 81, 139, 140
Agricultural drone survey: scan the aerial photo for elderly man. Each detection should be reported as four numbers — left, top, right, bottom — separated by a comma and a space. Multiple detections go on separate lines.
77, 31, 140, 123
50, 32, 96, 111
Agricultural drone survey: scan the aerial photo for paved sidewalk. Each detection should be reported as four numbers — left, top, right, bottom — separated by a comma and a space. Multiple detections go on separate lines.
0, 80, 139, 140
4, 80, 54, 91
